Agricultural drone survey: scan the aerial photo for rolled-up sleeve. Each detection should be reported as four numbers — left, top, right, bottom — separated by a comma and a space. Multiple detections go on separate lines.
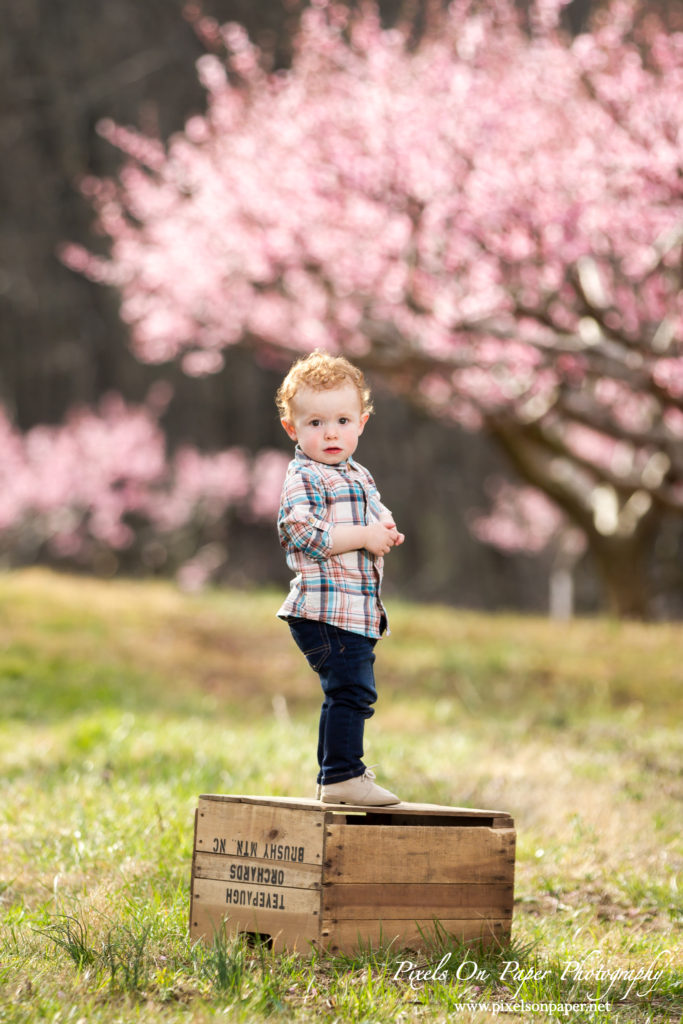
278, 469, 332, 562
364, 471, 393, 523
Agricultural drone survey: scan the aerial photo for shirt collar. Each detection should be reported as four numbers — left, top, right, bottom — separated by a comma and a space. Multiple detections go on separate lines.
294, 445, 356, 472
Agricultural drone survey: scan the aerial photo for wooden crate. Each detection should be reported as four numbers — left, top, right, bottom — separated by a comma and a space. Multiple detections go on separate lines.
190, 794, 515, 954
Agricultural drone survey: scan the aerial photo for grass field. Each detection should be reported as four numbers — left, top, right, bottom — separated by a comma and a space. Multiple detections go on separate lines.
0, 568, 681, 1023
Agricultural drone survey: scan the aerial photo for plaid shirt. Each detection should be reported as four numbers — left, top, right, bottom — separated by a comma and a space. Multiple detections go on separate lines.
277, 447, 391, 638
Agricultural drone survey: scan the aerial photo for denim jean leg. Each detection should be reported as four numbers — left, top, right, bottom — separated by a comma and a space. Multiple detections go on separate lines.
317, 626, 378, 785
316, 702, 327, 785
288, 617, 378, 787
287, 617, 332, 786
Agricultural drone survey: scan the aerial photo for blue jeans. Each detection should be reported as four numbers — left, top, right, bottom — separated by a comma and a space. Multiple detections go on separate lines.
287, 617, 379, 785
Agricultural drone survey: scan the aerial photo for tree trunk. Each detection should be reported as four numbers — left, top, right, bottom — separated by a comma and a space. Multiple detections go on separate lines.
487, 421, 664, 619
586, 528, 657, 619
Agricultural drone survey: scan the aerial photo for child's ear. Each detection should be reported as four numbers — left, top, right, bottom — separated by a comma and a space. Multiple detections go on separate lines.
358, 412, 370, 435
281, 419, 298, 442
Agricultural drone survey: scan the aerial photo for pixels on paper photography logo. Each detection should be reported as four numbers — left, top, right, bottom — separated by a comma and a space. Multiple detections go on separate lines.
391, 948, 676, 1014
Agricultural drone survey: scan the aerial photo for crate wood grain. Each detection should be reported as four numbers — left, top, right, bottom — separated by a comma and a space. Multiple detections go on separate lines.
193, 852, 322, 889
194, 799, 325, 865
189, 795, 516, 954
191, 903, 320, 952
323, 882, 513, 918
322, 918, 510, 954
324, 825, 515, 884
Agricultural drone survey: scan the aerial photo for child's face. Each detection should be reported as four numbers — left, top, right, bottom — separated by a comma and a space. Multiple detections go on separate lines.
281, 384, 369, 465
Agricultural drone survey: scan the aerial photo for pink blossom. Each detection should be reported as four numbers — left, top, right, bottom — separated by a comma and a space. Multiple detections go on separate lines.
62, 0, 683, 582
0, 397, 282, 585
471, 481, 566, 554
247, 450, 290, 520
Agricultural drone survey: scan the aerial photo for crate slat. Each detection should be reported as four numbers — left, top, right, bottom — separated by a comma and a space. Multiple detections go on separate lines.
324, 825, 515, 883
194, 852, 322, 890
190, 905, 320, 953
322, 918, 509, 953
322, 882, 513, 919
196, 798, 324, 866
200, 794, 511, 821
193, 876, 321, 916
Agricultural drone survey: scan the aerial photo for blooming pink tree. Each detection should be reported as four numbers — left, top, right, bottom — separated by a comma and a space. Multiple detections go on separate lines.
62, 0, 683, 616
0, 392, 287, 586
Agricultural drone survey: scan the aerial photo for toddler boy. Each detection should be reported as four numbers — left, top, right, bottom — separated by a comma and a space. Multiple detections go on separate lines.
276, 350, 404, 806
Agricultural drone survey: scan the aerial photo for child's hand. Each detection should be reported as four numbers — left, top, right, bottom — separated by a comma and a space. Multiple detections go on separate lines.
380, 517, 405, 548
364, 521, 403, 556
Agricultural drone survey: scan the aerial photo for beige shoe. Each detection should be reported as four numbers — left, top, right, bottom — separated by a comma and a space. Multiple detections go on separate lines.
315, 783, 322, 800
321, 768, 400, 806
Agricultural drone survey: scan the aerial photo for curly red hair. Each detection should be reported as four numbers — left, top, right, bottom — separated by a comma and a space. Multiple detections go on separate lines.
275, 350, 373, 421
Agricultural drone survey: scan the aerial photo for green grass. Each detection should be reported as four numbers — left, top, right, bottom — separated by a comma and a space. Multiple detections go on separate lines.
0, 568, 681, 1023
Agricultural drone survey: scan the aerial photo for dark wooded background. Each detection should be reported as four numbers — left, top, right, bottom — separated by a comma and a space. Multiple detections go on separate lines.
1, 0, 654, 610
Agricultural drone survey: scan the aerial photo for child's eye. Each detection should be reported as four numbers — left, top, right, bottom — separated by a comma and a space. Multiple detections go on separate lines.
339, 417, 349, 425
310, 419, 321, 427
